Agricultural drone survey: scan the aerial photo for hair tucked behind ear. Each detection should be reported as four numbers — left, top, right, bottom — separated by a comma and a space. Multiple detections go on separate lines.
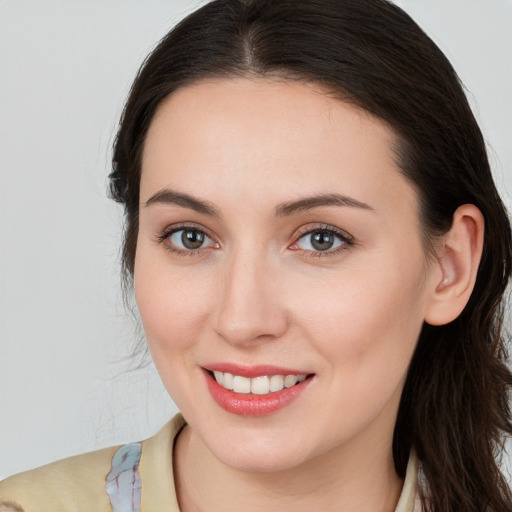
110, 1, 512, 509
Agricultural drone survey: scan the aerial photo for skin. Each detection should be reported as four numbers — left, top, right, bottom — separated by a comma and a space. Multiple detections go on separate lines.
134, 77, 481, 511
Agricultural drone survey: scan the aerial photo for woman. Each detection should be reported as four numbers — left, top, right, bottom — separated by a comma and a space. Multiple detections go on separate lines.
1, 0, 511, 511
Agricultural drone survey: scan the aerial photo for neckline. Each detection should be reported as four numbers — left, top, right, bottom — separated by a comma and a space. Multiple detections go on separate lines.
136, 413, 419, 511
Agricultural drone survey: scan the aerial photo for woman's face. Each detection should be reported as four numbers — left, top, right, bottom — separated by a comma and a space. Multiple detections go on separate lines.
135, 78, 438, 472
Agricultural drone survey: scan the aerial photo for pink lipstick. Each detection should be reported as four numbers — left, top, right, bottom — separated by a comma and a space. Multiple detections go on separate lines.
202, 364, 313, 417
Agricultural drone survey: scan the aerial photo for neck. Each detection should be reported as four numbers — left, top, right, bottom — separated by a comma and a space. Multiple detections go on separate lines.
174, 423, 404, 512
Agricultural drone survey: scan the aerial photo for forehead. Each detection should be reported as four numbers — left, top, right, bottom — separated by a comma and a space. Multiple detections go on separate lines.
140, 77, 417, 217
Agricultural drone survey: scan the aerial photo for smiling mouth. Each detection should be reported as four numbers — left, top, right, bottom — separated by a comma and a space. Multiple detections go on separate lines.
203, 367, 315, 416
208, 370, 311, 395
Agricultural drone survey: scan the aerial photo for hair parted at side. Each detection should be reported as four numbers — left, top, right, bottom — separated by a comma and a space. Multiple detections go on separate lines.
109, 1, 512, 510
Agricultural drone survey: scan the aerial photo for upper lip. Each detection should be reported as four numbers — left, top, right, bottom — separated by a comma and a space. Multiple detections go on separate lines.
202, 363, 311, 378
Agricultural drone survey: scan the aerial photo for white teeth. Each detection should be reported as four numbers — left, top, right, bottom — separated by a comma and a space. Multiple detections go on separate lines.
233, 375, 251, 393
284, 375, 298, 388
223, 372, 234, 390
212, 371, 308, 395
213, 371, 224, 386
269, 375, 285, 392
251, 376, 270, 395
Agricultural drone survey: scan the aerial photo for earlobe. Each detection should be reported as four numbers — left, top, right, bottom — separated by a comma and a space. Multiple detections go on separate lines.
425, 204, 484, 326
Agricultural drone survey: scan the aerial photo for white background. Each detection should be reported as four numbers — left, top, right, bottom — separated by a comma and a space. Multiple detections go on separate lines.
1, 0, 511, 480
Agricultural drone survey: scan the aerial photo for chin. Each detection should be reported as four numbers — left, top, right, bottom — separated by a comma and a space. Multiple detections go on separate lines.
216, 444, 310, 474
199, 424, 317, 474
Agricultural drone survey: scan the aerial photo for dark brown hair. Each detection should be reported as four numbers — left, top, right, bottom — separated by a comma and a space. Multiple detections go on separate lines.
110, 1, 512, 510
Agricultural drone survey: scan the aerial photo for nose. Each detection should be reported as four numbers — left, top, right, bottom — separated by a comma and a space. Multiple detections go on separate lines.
213, 249, 289, 347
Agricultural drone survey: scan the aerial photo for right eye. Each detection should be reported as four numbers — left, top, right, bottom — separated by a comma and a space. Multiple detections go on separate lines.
167, 228, 216, 251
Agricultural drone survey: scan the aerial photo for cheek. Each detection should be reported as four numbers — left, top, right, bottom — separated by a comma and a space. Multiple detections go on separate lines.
291, 254, 428, 438
133, 249, 218, 411
296, 250, 428, 374
133, 247, 213, 357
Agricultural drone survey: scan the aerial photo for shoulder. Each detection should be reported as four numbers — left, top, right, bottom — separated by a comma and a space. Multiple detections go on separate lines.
0, 414, 186, 512
0, 444, 118, 512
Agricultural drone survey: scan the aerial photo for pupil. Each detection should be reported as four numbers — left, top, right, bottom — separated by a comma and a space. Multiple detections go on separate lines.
311, 231, 333, 251
182, 230, 204, 249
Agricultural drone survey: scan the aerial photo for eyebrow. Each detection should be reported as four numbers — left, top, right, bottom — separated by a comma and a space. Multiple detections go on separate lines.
274, 193, 374, 216
145, 189, 219, 216
144, 188, 374, 217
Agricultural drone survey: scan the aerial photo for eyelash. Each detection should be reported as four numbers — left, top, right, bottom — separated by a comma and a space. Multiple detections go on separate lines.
155, 223, 353, 258
155, 223, 218, 256
290, 225, 354, 258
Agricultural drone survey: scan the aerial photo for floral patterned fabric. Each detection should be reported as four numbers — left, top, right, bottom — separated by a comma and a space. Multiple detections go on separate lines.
106, 443, 142, 512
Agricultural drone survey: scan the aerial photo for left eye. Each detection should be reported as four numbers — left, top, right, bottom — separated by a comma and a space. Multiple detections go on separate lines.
169, 229, 215, 250
294, 229, 346, 252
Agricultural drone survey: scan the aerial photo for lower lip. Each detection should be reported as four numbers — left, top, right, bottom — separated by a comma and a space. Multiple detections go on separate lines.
204, 371, 313, 417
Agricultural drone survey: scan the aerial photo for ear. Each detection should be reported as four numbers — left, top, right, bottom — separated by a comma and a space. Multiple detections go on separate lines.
424, 204, 484, 326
